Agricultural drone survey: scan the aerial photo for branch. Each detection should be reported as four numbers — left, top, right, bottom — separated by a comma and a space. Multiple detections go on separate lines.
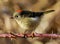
0, 33, 59, 38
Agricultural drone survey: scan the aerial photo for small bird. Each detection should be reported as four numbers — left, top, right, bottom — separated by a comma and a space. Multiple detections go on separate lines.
12, 10, 54, 34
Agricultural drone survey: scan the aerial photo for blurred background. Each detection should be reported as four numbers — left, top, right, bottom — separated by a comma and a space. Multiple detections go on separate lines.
0, 0, 60, 44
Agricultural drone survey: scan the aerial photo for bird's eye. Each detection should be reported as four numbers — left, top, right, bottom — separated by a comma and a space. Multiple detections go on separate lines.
14, 14, 21, 19
15, 15, 18, 18
13, 12, 20, 18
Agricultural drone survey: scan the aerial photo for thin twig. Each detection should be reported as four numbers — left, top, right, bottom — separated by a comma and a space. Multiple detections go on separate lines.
0, 33, 59, 38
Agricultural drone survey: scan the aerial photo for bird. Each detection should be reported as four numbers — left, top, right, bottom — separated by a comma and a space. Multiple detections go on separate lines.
12, 10, 54, 34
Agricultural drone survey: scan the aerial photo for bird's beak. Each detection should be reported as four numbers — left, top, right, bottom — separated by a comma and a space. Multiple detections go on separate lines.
10, 16, 14, 19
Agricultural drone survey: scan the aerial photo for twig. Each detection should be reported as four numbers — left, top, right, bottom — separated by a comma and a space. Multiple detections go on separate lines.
0, 33, 60, 38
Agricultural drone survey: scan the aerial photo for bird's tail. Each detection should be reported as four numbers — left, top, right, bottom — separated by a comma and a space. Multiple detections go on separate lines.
44, 10, 55, 14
